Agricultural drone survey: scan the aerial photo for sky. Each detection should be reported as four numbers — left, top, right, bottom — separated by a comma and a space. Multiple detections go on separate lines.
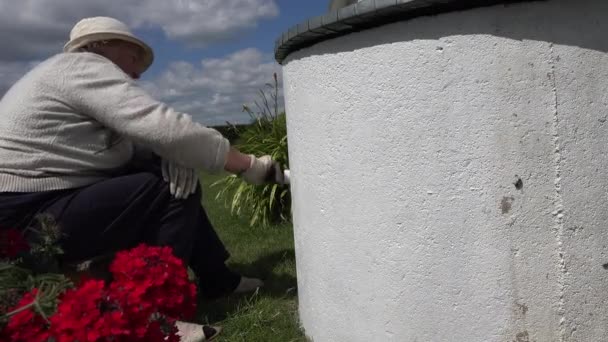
0, 0, 330, 126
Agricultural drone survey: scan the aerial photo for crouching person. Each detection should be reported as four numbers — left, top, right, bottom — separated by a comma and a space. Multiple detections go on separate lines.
0, 16, 285, 341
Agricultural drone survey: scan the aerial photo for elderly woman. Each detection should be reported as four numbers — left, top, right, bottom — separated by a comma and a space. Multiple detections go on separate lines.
0, 17, 284, 340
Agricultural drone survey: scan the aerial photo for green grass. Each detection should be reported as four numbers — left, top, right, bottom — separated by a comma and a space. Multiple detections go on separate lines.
197, 173, 305, 342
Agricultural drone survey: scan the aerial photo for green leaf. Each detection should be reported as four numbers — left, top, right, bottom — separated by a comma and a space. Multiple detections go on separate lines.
269, 184, 278, 210
209, 74, 291, 229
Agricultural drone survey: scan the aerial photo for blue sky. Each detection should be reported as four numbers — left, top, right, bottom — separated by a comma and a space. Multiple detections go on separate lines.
0, 0, 330, 126
141, 1, 328, 79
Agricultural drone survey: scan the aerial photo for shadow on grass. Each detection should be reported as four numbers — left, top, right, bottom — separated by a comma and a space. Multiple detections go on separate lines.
197, 249, 298, 323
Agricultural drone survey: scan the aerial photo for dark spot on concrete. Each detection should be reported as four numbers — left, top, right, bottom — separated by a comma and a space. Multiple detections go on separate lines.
514, 178, 523, 190
514, 331, 529, 342
501, 196, 514, 214
516, 302, 528, 315
602, 263, 608, 270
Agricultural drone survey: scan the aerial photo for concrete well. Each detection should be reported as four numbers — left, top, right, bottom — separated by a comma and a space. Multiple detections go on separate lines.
276, 1, 608, 341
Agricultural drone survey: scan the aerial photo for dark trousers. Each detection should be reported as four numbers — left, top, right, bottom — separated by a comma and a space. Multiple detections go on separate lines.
0, 163, 240, 298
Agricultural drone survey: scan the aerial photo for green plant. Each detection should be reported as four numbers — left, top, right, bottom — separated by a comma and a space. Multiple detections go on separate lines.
210, 123, 251, 143
212, 73, 291, 227
0, 215, 72, 327
0, 262, 71, 324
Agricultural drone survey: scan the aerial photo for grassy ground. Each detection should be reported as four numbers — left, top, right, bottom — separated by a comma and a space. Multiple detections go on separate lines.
197, 173, 305, 342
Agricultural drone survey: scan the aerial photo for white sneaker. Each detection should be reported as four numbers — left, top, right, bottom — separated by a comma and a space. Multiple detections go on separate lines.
176, 321, 222, 341
233, 276, 264, 293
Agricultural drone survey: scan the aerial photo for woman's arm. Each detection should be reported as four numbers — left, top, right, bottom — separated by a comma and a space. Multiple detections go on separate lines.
223, 147, 252, 174
60, 52, 281, 184
61, 53, 229, 172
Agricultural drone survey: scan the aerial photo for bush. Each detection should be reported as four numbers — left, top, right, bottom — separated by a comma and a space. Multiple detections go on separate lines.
210, 123, 251, 143
212, 73, 291, 227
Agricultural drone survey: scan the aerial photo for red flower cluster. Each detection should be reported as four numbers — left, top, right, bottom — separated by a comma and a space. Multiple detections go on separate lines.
0, 228, 29, 259
49, 280, 132, 342
1, 244, 197, 342
1, 289, 50, 342
110, 244, 197, 321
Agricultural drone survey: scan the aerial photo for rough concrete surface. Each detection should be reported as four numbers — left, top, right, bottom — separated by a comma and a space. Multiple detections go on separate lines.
282, 1, 608, 341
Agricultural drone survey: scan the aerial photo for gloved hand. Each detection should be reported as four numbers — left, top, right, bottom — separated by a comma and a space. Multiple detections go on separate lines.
161, 159, 198, 200
241, 155, 286, 185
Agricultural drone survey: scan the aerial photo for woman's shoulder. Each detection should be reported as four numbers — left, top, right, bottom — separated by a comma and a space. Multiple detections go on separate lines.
44, 52, 113, 69
36, 52, 127, 84
3, 52, 122, 102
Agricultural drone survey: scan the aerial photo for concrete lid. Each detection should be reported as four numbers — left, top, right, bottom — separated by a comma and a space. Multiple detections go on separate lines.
275, 0, 535, 64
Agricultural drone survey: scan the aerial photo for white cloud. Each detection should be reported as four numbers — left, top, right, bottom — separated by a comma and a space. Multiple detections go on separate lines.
142, 48, 283, 125
0, 0, 279, 61
129, 0, 279, 46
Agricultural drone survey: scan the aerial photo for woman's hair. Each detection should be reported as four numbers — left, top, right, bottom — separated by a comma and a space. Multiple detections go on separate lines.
78, 40, 144, 61
78, 40, 110, 55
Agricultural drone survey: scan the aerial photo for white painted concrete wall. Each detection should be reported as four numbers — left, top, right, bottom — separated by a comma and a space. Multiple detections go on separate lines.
282, 1, 608, 341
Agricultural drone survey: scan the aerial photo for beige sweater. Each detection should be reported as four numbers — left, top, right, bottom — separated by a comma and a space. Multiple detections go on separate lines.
0, 52, 230, 192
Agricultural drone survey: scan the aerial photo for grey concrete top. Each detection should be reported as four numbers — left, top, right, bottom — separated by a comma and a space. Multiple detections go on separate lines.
275, 0, 534, 64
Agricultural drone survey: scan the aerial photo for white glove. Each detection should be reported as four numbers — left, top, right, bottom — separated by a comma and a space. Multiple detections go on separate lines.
241, 155, 286, 185
161, 159, 198, 200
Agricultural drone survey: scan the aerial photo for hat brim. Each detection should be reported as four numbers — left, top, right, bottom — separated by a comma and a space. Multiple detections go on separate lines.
63, 31, 154, 72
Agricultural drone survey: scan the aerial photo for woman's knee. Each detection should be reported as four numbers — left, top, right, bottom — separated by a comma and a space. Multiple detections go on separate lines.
191, 182, 203, 199
178, 183, 202, 210
134, 172, 203, 206
132, 172, 171, 196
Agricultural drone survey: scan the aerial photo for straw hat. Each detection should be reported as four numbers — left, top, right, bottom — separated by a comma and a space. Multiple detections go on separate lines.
64, 16, 154, 72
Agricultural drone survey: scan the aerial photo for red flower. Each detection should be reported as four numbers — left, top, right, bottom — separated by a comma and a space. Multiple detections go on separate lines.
50, 279, 131, 342
3, 244, 197, 341
0, 228, 29, 259
2, 289, 50, 342
110, 244, 197, 320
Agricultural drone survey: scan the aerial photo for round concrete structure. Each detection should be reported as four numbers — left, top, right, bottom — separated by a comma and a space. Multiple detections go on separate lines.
279, 1, 608, 341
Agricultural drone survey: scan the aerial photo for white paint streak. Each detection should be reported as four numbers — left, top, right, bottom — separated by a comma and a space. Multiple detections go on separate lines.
548, 42, 567, 342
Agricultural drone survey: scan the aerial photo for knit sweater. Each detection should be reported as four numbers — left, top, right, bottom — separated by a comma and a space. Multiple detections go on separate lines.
0, 52, 230, 192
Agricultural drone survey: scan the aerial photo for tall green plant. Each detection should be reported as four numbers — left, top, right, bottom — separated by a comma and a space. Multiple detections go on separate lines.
212, 73, 291, 227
